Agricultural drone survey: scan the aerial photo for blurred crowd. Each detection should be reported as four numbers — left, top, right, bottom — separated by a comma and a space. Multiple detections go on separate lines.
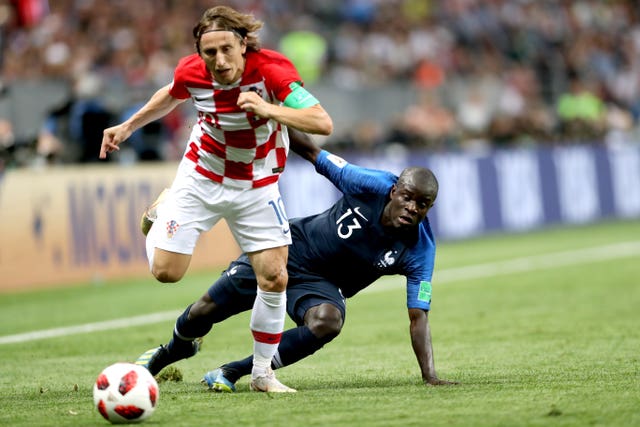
1, 0, 640, 169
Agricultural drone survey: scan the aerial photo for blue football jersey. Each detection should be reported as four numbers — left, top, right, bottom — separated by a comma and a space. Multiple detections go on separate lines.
287, 151, 436, 310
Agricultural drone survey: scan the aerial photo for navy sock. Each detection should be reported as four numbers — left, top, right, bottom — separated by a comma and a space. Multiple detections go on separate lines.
222, 325, 330, 383
274, 325, 330, 367
167, 304, 213, 355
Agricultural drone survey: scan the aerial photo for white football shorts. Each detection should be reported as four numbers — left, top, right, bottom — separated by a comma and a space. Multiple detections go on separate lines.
146, 167, 291, 261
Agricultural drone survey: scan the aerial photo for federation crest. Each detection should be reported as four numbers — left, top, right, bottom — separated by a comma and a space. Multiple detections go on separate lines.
376, 250, 397, 269
166, 220, 180, 238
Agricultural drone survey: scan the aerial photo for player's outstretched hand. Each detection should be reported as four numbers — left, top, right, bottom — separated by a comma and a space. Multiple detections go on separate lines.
100, 124, 132, 159
424, 377, 460, 386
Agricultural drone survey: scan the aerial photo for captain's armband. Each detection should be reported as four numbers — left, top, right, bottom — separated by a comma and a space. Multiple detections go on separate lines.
283, 82, 319, 109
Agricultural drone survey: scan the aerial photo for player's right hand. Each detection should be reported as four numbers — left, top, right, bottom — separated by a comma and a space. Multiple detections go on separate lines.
100, 125, 131, 159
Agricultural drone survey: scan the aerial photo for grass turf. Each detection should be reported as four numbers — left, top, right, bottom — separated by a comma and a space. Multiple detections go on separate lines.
0, 220, 638, 426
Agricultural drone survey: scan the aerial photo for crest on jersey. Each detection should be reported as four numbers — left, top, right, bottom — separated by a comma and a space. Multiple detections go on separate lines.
376, 250, 397, 269
166, 220, 180, 239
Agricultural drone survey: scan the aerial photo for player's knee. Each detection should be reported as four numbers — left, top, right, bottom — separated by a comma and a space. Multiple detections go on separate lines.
249, 247, 288, 292
256, 267, 288, 292
150, 250, 190, 283
151, 264, 184, 283
306, 304, 343, 340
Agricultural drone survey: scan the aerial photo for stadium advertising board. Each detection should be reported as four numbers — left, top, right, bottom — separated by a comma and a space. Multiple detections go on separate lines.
0, 163, 240, 291
1, 143, 638, 291
280, 143, 640, 240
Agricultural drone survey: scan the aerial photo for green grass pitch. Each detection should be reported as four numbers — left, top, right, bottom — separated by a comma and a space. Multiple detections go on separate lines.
0, 220, 639, 426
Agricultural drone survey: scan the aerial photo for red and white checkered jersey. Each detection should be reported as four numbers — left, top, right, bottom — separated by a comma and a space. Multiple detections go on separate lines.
169, 49, 304, 188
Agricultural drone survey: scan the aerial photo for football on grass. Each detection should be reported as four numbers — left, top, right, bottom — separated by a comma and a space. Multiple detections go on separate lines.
93, 362, 159, 424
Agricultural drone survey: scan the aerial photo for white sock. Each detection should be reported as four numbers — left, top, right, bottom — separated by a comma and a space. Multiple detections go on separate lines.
250, 289, 286, 378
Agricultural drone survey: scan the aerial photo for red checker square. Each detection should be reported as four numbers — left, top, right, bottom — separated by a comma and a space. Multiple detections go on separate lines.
225, 128, 258, 149
224, 159, 254, 180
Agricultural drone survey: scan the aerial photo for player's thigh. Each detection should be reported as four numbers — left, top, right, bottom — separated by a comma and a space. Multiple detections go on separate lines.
150, 176, 224, 255
287, 281, 346, 326
227, 184, 291, 253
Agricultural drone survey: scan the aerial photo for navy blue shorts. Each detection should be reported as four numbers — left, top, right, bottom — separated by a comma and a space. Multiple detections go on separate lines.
208, 255, 346, 325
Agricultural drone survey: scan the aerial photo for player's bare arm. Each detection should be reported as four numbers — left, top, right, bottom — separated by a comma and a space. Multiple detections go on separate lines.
408, 308, 459, 386
288, 128, 321, 163
99, 84, 185, 159
237, 91, 333, 135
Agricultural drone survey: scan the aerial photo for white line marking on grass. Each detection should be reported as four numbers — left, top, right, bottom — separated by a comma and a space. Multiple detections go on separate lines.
362, 240, 640, 292
1, 241, 639, 345
0, 310, 180, 345
434, 240, 640, 284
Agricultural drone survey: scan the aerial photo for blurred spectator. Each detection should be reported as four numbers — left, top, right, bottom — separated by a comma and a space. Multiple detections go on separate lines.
324, 118, 386, 155
604, 103, 637, 147
11, 0, 49, 29
115, 85, 174, 163
556, 75, 607, 141
0, 0, 639, 164
36, 73, 112, 163
388, 89, 457, 151
515, 99, 558, 147
0, 117, 14, 171
278, 16, 327, 85
488, 63, 557, 147
413, 59, 445, 90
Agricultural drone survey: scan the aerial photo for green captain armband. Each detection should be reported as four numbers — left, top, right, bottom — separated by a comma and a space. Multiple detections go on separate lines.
283, 82, 320, 109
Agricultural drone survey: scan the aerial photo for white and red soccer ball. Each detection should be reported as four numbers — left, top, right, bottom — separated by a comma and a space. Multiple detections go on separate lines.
93, 362, 159, 424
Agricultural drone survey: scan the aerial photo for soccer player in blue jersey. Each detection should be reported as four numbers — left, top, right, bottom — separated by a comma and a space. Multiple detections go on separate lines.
136, 130, 457, 390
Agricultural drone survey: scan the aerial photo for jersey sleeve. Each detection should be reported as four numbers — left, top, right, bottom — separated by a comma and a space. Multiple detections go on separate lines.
261, 52, 304, 103
168, 55, 196, 100
405, 222, 436, 311
315, 150, 398, 195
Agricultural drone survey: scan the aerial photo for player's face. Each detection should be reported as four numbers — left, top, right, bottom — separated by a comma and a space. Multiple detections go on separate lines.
383, 182, 434, 230
199, 30, 247, 85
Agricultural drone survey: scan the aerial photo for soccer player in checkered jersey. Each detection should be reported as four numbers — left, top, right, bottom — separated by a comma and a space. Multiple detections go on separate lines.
133, 129, 459, 391
100, 6, 333, 393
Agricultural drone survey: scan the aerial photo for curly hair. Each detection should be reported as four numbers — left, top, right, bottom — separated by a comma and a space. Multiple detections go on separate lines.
193, 5, 263, 54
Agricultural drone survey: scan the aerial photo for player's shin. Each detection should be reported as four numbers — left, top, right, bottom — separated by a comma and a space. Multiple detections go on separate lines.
167, 304, 211, 355
272, 325, 331, 368
250, 289, 286, 378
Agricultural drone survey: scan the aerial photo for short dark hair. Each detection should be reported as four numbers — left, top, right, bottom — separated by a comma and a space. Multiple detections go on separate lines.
398, 167, 439, 199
